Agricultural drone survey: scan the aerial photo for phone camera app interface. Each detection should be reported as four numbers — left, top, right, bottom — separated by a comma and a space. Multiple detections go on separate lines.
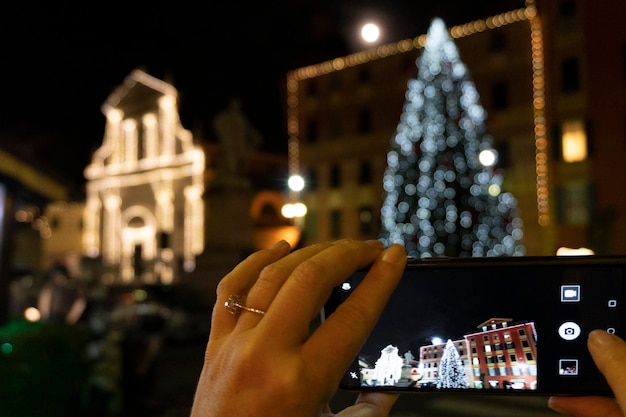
340, 260, 624, 394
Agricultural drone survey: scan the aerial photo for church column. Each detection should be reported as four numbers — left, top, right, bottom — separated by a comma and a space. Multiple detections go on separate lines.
158, 95, 176, 156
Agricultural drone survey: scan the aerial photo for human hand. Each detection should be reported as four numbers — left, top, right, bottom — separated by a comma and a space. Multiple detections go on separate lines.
548, 329, 626, 417
190, 239, 407, 417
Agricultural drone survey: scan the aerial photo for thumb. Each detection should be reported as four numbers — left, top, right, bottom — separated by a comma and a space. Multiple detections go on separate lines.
335, 392, 399, 417
588, 330, 626, 410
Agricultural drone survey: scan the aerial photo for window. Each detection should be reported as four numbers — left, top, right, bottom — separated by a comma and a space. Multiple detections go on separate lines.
307, 169, 318, 191
330, 164, 341, 188
305, 210, 318, 241
358, 109, 372, 134
358, 160, 372, 184
330, 116, 342, 138
490, 32, 507, 53
306, 120, 318, 143
306, 80, 318, 96
329, 74, 341, 91
359, 206, 374, 236
555, 182, 592, 225
358, 67, 370, 83
492, 82, 509, 110
493, 140, 510, 168
561, 58, 581, 93
561, 120, 588, 162
558, 0, 578, 26
330, 209, 342, 238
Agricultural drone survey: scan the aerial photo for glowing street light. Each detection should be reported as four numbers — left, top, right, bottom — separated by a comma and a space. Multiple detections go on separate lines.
284, 174, 307, 220
288, 174, 305, 192
281, 202, 307, 219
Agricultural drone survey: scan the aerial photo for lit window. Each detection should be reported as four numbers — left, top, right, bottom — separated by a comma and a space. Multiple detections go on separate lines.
561, 120, 587, 162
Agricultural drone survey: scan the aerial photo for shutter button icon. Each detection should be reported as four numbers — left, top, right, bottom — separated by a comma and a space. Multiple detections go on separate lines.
558, 321, 581, 341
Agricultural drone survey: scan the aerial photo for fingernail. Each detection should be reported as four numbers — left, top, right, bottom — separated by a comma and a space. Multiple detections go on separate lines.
364, 239, 384, 249
547, 397, 570, 415
269, 240, 290, 250
381, 244, 406, 263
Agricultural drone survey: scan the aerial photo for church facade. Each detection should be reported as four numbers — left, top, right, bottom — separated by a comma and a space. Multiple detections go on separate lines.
83, 69, 205, 285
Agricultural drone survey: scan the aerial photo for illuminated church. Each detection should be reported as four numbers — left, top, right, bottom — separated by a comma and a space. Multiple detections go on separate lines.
82, 69, 205, 285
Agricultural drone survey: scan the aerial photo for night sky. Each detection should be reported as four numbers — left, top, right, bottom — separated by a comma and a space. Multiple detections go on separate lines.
0, 0, 524, 192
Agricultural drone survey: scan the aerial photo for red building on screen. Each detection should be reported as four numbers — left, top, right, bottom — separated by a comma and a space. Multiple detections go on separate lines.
464, 318, 537, 389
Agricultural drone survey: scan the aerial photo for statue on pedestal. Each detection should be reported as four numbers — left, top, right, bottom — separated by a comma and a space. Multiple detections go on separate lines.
212, 98, 262, 186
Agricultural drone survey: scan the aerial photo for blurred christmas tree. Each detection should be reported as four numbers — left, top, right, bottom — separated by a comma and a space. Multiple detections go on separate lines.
379, 18, 525, 258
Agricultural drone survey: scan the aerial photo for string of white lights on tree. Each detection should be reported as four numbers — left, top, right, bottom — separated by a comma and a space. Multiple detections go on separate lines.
378, 18, 525, 258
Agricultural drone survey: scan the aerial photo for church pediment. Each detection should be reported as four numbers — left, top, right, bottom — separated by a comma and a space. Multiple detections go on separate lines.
102, 69, 177, 116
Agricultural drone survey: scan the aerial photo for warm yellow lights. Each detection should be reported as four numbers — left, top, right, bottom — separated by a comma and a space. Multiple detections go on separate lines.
84, 69, 205, 285
556, 247, 594, 256
286, 3, 548, 228
528, 4, 549, 227
561, 120, 587, 163
24, 307, 41, 322
281, 202, 307, 219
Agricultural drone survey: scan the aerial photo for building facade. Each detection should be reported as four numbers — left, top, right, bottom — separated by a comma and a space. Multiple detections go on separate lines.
286, 0, 626, 255
83, 69, 205, 285
465, 318, 538, 389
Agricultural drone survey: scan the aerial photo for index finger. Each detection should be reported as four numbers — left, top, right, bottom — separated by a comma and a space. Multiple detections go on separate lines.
307, 244, 406, 375
259, 239, 387, 342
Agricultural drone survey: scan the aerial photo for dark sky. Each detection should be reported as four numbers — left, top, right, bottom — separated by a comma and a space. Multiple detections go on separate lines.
0, 0, 524, 192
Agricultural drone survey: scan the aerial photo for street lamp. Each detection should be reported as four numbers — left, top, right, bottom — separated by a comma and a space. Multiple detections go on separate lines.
287, 174, 305, 192
282, 174, 307, 219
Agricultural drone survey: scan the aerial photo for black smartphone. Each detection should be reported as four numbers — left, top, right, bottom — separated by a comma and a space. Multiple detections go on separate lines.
323, 255, 626, 396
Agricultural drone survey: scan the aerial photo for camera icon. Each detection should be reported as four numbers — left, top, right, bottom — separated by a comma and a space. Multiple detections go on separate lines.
558, 322, 581, 341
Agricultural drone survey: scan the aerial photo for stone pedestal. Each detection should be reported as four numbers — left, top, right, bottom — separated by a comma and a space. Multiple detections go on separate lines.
184, 178, 255, 309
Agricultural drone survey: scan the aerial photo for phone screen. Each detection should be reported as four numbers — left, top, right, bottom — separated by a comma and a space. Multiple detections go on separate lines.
325, 256, 626, 395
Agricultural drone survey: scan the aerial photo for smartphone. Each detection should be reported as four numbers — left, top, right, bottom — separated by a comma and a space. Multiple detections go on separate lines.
323, 255, 626, 396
